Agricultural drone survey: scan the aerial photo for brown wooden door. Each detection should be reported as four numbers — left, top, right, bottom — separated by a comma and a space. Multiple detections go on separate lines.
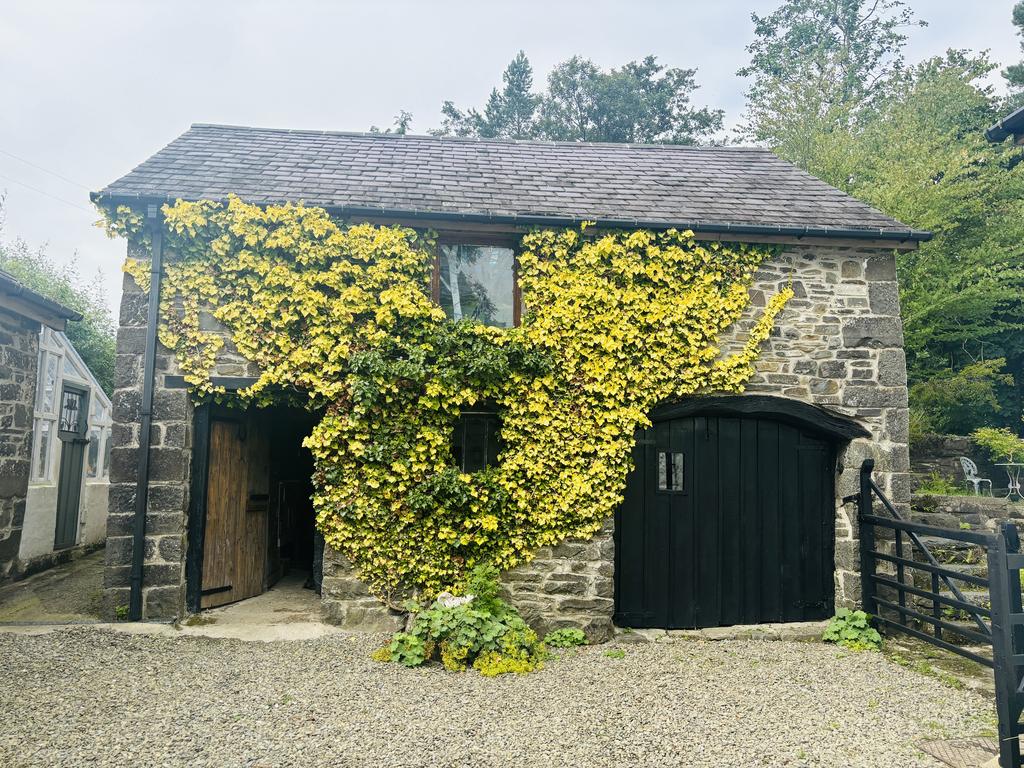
201, 417, 270, 609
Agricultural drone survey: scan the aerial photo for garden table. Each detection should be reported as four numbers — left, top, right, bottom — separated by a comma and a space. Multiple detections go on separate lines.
995, 463, 1024, 501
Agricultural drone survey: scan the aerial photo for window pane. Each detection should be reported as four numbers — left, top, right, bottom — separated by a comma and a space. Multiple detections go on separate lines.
60, 388, 85, 434
657, 451, 684, 492
38, 353, 59, 413
86, 428, 100, 478
34, 420, 51, 480
453, 410, 502, 473
102, 428, 112, 478
438, 245, 514, 328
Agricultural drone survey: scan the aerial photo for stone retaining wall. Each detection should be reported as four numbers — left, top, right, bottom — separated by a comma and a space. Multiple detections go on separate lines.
0, 307, 39, 580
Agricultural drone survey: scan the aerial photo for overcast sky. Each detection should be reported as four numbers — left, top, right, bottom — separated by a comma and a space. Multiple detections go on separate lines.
1, 0, 1020, 316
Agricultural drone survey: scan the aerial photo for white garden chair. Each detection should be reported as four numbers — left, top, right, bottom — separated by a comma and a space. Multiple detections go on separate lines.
959, 457, 992, 496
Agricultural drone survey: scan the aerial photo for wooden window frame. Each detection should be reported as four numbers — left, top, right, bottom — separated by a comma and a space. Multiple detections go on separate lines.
432, 235, 522, 327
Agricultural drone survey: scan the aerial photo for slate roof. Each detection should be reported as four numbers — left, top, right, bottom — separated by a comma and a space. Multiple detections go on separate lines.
94, 123, 928, 242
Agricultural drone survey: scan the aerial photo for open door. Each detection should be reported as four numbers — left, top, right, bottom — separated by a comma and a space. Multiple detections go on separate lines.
200, 415, 270, 608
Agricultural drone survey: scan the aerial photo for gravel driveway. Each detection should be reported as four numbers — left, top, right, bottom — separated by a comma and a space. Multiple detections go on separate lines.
0, 628, 992, 768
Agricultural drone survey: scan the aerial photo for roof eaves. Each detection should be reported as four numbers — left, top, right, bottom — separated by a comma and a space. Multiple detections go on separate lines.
0, 270, 83, 329
986, 105, 1024, 143
91, 191, 933, 244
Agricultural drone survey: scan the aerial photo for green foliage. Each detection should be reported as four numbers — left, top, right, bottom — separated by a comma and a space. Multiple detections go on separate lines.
0, 208, 116, 393
105, 197, 788, 603
1005, 1, 1024, 106
823, 608, 882, 651
971, 427, 1024, 463
435, 52, 723, 145
380, 566, 547, 675
908, 359, 1015, 435
749, 42, 1024, 432
368, 110, 413, 135
438, 51, 538, 139
737, 0, 924, 165
915, 472, 967, 497
603, 648, 626, 659
543, 628, 588, 648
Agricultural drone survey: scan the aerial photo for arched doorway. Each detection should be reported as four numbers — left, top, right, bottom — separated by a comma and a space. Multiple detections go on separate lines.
613, 396, 868, 630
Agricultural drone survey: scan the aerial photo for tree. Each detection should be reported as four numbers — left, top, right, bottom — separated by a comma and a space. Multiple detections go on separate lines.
0, 204, 115, 393
1005, 1, 1024, 106
368, 110, 413, 135
435, 53, 723, 144
800, 52, 1024, 432
436, 51, 539, 139
737, 0, 925, 167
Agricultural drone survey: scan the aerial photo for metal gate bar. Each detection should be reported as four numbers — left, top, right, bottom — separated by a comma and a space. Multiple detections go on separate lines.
858, 459, 1024, 768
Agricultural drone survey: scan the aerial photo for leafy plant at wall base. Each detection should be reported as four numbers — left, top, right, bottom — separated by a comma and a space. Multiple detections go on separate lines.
100, 196, 789, 605
375, 566, 548, 675
916, 472, 968, 496
823, 608, 882, 651
543, 628, 588, 648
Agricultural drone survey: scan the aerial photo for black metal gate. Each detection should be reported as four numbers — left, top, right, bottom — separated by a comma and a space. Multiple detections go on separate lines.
614, 413, 836, 629
858, 459, 1024, 768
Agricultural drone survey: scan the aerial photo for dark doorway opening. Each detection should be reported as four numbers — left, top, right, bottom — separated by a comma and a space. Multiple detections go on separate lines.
187, 403, 320, 612
614, 408, 842, 630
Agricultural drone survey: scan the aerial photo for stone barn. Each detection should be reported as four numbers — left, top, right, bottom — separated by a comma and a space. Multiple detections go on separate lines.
93, 124, 925, 637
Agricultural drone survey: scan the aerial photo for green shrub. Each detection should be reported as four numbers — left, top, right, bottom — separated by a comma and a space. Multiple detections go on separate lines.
374, 564, 547, 675
543, 628, 588, 648
604, 649, 626, 659
972, 427, 1024, 463
822, 608, 882, 651
916, 472, 968, 496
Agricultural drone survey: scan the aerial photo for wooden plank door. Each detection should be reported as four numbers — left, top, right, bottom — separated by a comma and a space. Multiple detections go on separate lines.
614, 413, 836, 629
201, 417, 269, 608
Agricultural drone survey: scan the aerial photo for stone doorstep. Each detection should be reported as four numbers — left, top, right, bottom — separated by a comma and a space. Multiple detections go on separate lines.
613, 620, 829, 644
918, 738, 999, 768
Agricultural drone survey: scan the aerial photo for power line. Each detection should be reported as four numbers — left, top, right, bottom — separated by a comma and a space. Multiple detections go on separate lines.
0, 148, 90, 190
0, 172, 93, 213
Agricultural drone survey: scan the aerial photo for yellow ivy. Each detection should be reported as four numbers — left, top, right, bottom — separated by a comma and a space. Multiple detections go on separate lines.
104, 196, 791, 603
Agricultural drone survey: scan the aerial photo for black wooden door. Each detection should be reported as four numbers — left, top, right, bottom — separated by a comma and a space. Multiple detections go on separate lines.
614, 414, 835, 629
54, 384, 90, 550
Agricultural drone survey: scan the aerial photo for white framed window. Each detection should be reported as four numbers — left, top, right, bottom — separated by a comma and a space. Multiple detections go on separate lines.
29, 329, 112, 484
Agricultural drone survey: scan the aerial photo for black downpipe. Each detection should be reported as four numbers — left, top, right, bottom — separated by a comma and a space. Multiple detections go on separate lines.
128, 207, 164, 621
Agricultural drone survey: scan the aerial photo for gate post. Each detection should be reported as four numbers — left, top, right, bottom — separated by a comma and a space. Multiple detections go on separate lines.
858, 459, 877, 615
988, 523, 1022, 768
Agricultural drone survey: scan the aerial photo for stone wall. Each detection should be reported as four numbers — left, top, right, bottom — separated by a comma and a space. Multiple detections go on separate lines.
910, 433, 998, 493
108, 238, 910, 628
499, 244, 911, 633
0, 306, 40, 580
103, 245, 196, 619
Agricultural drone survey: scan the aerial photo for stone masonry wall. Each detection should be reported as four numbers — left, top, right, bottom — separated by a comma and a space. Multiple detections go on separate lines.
104, 243, 194, 619
499, 244, 910, 639
0, 307, 40, 580
107, 238, 910, 629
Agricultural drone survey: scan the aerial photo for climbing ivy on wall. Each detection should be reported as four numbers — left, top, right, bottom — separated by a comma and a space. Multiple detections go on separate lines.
104, 197, 791, 605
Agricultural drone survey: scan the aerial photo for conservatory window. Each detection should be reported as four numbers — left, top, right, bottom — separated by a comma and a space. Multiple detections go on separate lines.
102, 428, 111, 478
86, 428, 101, 478
437, 245, 516, 328
38, 352, 59, 414
33, 419, 51, 480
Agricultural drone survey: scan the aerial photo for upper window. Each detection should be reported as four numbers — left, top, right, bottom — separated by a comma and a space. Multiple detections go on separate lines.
438, 244, 515, 328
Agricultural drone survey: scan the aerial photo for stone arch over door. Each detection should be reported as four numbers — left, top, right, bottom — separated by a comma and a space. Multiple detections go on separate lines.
614, 396, 869, 630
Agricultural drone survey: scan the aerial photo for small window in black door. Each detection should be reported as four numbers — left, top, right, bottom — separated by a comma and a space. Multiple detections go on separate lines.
452, 407, 502, 472
657, 451, 684, 492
